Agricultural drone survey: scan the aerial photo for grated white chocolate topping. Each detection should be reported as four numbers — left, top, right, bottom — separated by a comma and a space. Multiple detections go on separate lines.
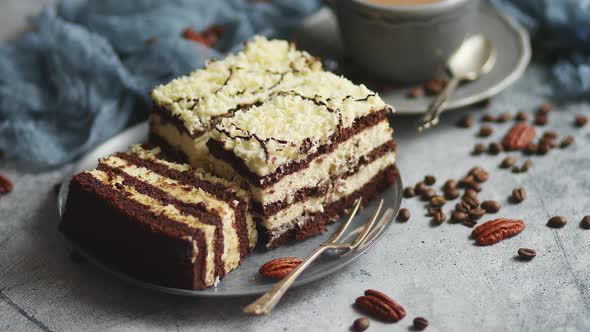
151, 36, 321, 134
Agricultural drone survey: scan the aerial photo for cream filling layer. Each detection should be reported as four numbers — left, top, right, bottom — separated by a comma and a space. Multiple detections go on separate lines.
90, 170, 217, 287
100, 156, 242, 275
259, 151, 396, 231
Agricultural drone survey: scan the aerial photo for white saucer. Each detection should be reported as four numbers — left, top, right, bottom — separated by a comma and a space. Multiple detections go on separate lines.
293, 5, 531, 114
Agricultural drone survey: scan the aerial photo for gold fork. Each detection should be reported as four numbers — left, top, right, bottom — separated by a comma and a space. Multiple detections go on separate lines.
243, 198, 389, 316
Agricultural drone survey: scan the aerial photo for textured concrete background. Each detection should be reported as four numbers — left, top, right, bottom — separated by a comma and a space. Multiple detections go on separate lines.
1, 1, 589, 331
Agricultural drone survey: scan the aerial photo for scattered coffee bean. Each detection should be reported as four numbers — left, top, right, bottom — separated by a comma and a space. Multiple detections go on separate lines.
468, 207, 486, 220
421, 188, 437, 201
444, 187, 460, 200
472, 143, 486, 155
580, 216, 590, 229
478, 125, 494, 137
547, 216, 567, 228
451, 211, 468, 223
424, 77, 448, 95
481, 200, 501, 213
424, 175, 436, 186
413, 317, 429, 330
461, 219, 477, 228
500, 156, 516, 169
477, 98, 492, 108
443, 179, 457, 191
463, 195, 480, 209
560, 135, 574, 148
538, 102, 553, 114
426, 207, 442, 216
433, 211, 446, 224
458, 175, 474, 188
430, 195, 447, 207
458, 115, 474, 128
524, 160, 535, 172
463, 179, 482, 192
497, 112, 513, 123
534, 114, 548, 126
511, 166, 521, 174
407, 86, 424, 99
398, 208, 411, 222
463, 188, 478, 199
517, 248, 537, 260
541, 137, 558, 149
455, 202, 470, 213
403, 186, 416, 198
515, 111, 528, 121
524, 142, 538, 155
542, 130, 558, 140
488, 142, 502, 155
574, 114, 588, 127
481, 114, 496, 122
511, 187, 526, 203
470, 167, 489, 182
415, 182, 428, 195
537, 141, 550, 155
352, 317, 370, 332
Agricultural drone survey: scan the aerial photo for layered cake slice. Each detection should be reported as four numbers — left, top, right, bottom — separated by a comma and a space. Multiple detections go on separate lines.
149, 36, 397, 248
59, 145, 256, 290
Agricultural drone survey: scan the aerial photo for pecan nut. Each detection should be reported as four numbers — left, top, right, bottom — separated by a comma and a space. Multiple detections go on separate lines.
471, 218, 526, 246
355, 289, 406, 322
258, 257, 302, 279
502, 123, 536, 150
0, 173, 13, 195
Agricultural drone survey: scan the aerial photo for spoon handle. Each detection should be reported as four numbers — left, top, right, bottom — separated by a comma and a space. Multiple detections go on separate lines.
417, 77, 460, 131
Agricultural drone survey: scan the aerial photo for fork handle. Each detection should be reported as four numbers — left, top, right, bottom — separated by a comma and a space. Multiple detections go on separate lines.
243, 245, 330, 315
420, 76, 461, 130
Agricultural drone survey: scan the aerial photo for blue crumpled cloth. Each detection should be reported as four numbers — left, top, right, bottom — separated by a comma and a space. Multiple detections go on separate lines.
0, 0, 319, 169
490, 0, 590, 100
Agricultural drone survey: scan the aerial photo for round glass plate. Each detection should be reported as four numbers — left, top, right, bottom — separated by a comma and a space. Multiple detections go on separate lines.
57, 122, 403, 297
292, 5, 531, 114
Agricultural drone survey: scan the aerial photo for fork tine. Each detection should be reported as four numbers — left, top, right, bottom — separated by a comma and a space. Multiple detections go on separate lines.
350, 199, 383, 248
326, 198, 362, 244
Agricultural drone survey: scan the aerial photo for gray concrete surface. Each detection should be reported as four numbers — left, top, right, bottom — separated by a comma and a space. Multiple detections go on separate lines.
1, 1, 590, 331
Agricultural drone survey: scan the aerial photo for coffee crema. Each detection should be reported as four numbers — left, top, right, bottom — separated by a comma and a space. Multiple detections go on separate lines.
366, 0, 442, 6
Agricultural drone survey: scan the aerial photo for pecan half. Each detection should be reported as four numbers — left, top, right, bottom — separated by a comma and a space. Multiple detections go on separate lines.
0, 173, 13, 195
258, 257, 302, 279
355, 289, 406, 322
471, 218, 526, 246
502, 123, 536, 150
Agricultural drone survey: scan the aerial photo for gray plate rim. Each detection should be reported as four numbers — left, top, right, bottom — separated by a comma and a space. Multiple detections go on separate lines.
57, 122, 403, 297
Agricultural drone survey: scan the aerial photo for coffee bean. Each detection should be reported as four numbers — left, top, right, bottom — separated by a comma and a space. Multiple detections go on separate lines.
580, 216, 590, 229
463, 188, 478, 199
352, 317, 370, 332
403, 186, 416, 198
398, 208, 411, 222
560, 135, 574, 148
463, 179, 482, 192
470, 167, 489, 182
477, 98, 492, 108
444, 187, 460, 200
542, 130, 558, 140
535, 114, 548, 126
524, 142, 538, 155
575, 114, 588, 127
538, 102, 553, 114
455, 202, 470, 213
472, 143, 486, 155
541, 137, 558, 148
468, 207, 486, 220
481, 114, 496, 122
451, 211, 468, 223
515, 111, 528, 121
488, 142, 502, 155
462, 219, 477, 228
413, 317, 429, 330
424, 175, 436, 186
537, 141, 550, 155
511, 166, 521, 174
500, 156, 516, 169
547, 216, 567, 228
426, 207, 441, 216
443, 179, 457, 191
421, 188, 437, 201
520, 159, 533, 172
424, 77, 447, 95
407, 86, 424, 99
481, 200, 501, 213
517, 248, 536, 260
497, 112, 513, 123
458, 175, 475, 188
478, 125, 494, 137
430, 195, 447, 207
458, 115, 474, 128
511, 187, 526, 203
415, 182, 428, 195
462, 195, 480, 209
433, 211, 446, 224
